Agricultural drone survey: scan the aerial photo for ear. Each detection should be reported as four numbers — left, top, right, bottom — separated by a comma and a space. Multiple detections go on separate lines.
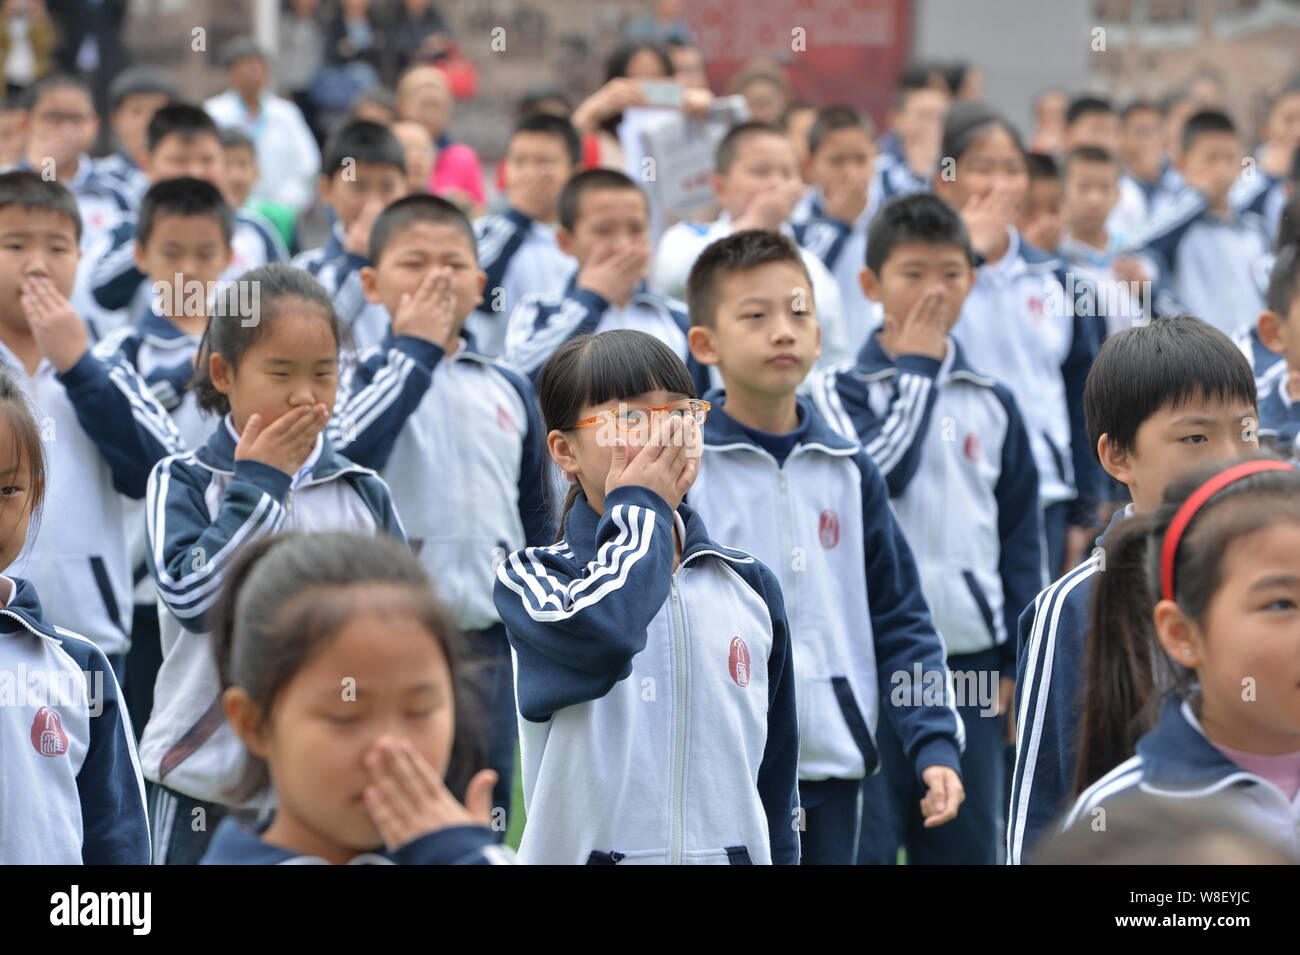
1153, 598, 1203, 669
210, 351, 235, 397
1096, 432, 1133, 487
218, 242, 234, 275
318, 174, 334, 205
556, 227, 575, 258
474, 267, 487, 309
222, 686, 272, 759
1258, 310, 1286, 355
359, 265, 380, 304
687, 324, 719, 366
546, 428, 581, 478
133, 240, 148, 274
710, 171, 726, 200
858, 267, 882, 302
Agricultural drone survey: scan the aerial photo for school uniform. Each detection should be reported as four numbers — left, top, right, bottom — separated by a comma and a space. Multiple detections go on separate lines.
0, 337, 182, 666
1062, 694, 1300, 858
141, 419, 404, 863
470, 207, 576, 358
0, 575, 149, 864
291, 222, 389, 354
95, 151, 151, 208
1257, 361, 1300, 458
790, 185, 885, 357
873, 139, 931, 202
503, 274, 711, 395
329, 328, 552, 831
649, 211, 853, 371
201, 816, 517, 865
948, 226, 1103, 576
689, 394, 965, 864
1108, 160, 1184, 247
1128, 188, 1272, 337
810, 332, 1040, 863
1056, 233, 1149, 337
1007, 505, 1131, 865
1232, 167, 1287, 243
90, 207, 288, 315
493, 486, 801, 865
1233, 324, 1285, 391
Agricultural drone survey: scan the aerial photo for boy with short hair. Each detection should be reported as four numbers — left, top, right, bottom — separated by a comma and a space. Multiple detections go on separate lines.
1127, 109, 1272, 337
809, 193, 1042, 864
651, 121, 851, 369
1008, 315, 1259, 863
789, 105, 880, 354
96, 68, 176, 207
1254, 243, 1300, 455
328, 194, 553, 832
1017, 152, 1063, 253
91, 103, 286, 316
877, 63, 949, 200
290, 119, 408, 352
684, 228, 966, 865
218, 128, 295, 251
470, 112, 580, 357
504, 168, 707, 394
0, 96, 26, 168
1108, 99, 1180, 244
1063, 96, 1121, 154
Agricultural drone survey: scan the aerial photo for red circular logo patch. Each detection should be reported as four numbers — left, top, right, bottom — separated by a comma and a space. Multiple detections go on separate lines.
728, 636, 750, 688
818, 509, 840, 549
964, 433, 981, 462
32, 706, 68, 757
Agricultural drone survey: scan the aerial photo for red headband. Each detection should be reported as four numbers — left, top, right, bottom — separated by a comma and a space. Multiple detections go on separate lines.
1159, 459, 1296, 602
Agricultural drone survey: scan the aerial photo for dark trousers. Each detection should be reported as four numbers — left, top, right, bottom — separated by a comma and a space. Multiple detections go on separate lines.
148, 782, 230, 865
124, 603, 163, 734
1043, 500, 1068, 581
798, 776, 863, 864
857, 647, 1006, 865
464, 623, 517, 841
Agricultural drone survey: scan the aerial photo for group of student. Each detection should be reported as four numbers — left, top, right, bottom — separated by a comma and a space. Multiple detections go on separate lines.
2, 53, 1300, 867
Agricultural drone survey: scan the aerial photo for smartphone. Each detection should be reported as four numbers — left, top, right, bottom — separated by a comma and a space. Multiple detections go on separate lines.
640, 79, 685, 108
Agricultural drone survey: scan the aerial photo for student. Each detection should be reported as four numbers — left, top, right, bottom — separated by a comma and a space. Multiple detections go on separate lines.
492, 329, 800, 864
0, 366, 150, 865
810, 195, 1040, 863
504, 169, 707, 393
0, 171, 181, 671
201, 532, 515, 865
876, 63, 948, 201
1062, 458, 1300, 858
291, 119, 407, 353
650, 121, 851, 370
1255, 242, 1300, 455
1018, 152, 1063, 253
391, 119, 435, 196
96, 68, 175, 208
1233, 77, 1300, 242
1057, 146, 1149, 337
685, 228, 966, 865
789, 105, 881, 355
328, 194, 552, 833
1128, 109, 1272, 337
0, 96, 27, 168
219, 128, 296, 252
933, 101, 1102, 579
141, 263, 404, 865
91, 103, 287, 317
469, 113, 580, 358
1062, 95, 1121, 154
1008, 316, 1258, 864
1109, 99, 1181, 245
396, 65, 484, 212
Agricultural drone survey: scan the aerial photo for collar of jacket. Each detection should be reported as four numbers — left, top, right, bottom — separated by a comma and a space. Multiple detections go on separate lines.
561, 269, 654, 305
853, 328, 996, 386
137, 302, 202, 346
700, 390, 858, 458
0, 576, 59, 638
1095, 503, 1134, 549
196, 417, 350, 479
378, 326, 492, 366
1136, 694, 1267, 794
562, 487, 752, 569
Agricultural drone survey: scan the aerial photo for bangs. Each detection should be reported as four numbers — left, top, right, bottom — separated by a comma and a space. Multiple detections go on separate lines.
571, 331, 696, 411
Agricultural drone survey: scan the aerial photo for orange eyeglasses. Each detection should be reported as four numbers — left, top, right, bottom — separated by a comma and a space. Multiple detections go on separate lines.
569, 399, 712, 434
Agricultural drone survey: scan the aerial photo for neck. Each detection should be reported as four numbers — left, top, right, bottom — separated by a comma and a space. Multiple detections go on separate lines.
166, 310, 210, 336
723, 384, 799, 435
1070, 224, 1108, 249
983, 229, 1011, 263
1207, 196, 1230, 215
0, 322, 41, 374
239, 90, 261, 112
260, 811, 359, 866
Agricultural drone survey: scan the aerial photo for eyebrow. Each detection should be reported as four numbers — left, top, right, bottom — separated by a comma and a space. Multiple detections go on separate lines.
1250, 575, 1300, 591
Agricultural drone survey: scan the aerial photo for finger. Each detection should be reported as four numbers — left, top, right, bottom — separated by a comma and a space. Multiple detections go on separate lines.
236, 413, 263, 450
607, 434, 628, 479
675, 451, 699, 496
362, 784, 403, 849
464, 769, 498, 825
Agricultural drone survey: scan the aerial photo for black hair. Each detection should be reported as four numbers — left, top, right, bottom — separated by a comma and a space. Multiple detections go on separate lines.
1025, 151, 1060, 182
1267, 241, 1300, 316
0, 170, 81, 243
1180, 108, 1237, 154
107, 68, 176, 115
322, 119, 406, 179
940, 101, 1026, 166
537, 330, 696, 535
600, 41, 674, 137
715, 120, 786, 175
1076, 459, 1300, 795
865, 193, 974, 274
367, 193, 477, 267
219, 36, 267, 70
0, 95, 24, 113
557, 168, 646, 232
686, 229, 811, 328
1277, 193, 1300, 254
23, 74, 92, 111
515, 85, 572, 119
146, 103, 219, 153
1062, 145, 1119, 177
896, 62, 943, 108
1083, 315, 1256, 460
218, 126, 256, 154
807, 104, 875, 156
1120, 98, 1160, 123
137, 177, 235, 247
1065, 95, 1115, 127
192, 263, 344, 417
0, 364, 47, 546
940, 61, 971, 97
510, 112, 581, 167
349, 85, 397, 120
211, 531, 484, 805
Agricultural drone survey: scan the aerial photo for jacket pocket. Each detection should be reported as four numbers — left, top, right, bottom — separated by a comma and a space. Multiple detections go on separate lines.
585, 850, 626, 865
725, 845, 753, 865
1041, 432, 1068, 484
961, 570, 998, 644
88, 555, 127, 640
829, 676, 878, 774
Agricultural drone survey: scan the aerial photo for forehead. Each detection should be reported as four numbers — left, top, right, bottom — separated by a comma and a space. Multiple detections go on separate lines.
249, 306, 337, 352
584, 387, 685, 413
1142, 392, 1254, 428
1066, 158, 1118, 181
34, 86, 92, 111
0, 205, 77, 237
1185, 130, 1240, 154
381, 220, 475, 257
882, 241, 970, 266
716, 260, 809, 302
733, 132, 796, 164
963, 127, 1022, 159
575, 186, 646, 219
155, 131, 220, 153
146, 213, 227, 239
509, 131, 567, 154
818, 126, 873, 150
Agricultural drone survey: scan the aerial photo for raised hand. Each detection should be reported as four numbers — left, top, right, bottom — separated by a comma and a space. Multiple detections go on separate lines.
362, 736, 497, 851
233, 404, 329, 477
21, 274, 89, 374
391, 266, 459, 349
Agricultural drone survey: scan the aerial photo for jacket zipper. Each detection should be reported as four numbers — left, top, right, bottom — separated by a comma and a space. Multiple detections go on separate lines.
776, 466, 798, 627
667, 572, 688, 865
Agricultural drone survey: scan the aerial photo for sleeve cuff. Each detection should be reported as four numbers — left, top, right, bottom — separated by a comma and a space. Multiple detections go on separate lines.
895, 354, 943, 378
392, 335, 446, 370
913, 738, 964, 783
232, 458, 293, 501
603, 484, 675, 525
570, 287, 611, 315
54, 349, 103, 390
391, 825, 503, 865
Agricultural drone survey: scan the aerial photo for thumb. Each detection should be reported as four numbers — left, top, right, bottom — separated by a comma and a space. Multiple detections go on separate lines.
464, 769, 498, 825
608, 436, 627, 479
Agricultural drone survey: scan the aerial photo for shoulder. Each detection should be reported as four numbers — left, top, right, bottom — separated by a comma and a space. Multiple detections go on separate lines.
1028, 552, 1103, 632
91, 325, 141, 361
1062, 755, 1146, 829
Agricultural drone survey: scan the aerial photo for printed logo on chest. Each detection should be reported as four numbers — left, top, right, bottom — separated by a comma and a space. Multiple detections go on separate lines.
31, 706, 68, 757
728, 636, 750, 688
818, 509, 840, 549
